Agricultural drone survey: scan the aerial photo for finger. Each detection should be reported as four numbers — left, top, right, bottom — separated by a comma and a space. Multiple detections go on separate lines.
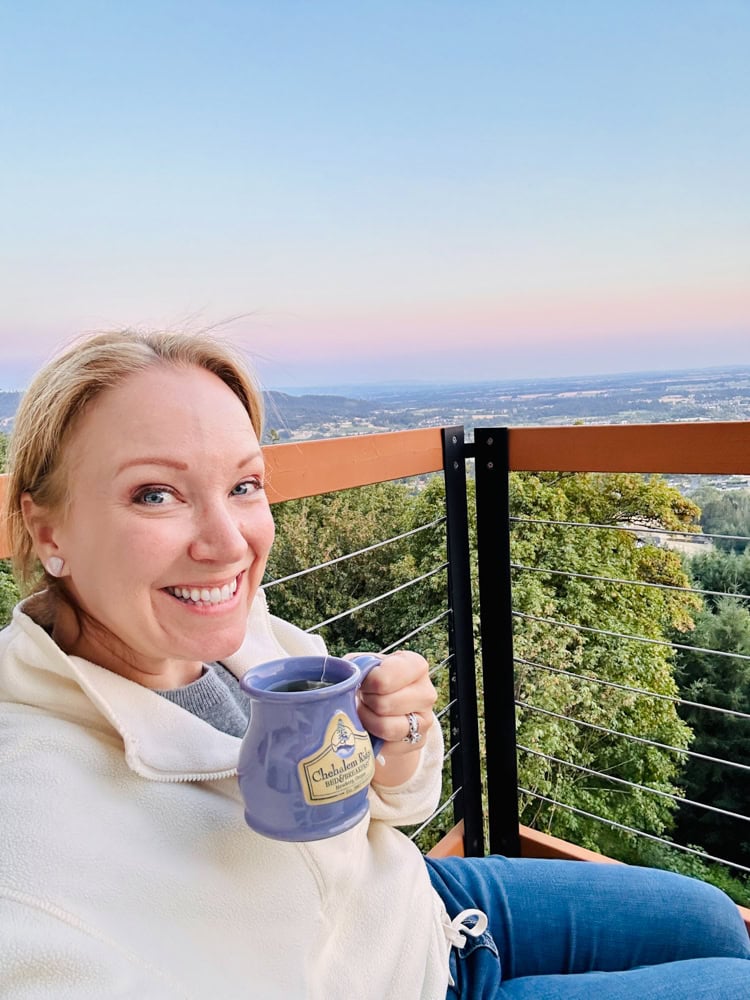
357, 705, 434, 747
360, 650, 429, 695
359, 678, 437, 718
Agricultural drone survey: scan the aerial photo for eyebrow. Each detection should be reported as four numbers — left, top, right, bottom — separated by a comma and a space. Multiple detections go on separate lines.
115, 453, 263, 476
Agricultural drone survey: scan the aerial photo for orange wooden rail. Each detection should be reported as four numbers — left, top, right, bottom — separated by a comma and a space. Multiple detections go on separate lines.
4, 420, 750, 556
263, 427, 444, 503
508, 421, 750, 475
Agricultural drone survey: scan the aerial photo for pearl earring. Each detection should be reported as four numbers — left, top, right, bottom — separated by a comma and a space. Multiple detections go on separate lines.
46, 556, 65, 578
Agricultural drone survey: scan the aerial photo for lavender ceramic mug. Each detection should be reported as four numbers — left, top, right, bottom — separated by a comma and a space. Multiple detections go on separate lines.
237, 654, 383, 841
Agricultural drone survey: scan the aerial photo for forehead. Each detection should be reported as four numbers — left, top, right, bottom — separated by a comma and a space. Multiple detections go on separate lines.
66, 365, 258, 471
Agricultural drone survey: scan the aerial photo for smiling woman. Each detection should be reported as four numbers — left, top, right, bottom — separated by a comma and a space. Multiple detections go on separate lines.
0, 329, 444, 999
19, 362, 275, 689
0, 331, 748, 1000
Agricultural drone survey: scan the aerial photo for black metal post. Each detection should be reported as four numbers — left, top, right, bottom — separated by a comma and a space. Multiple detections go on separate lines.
474, 428, 521, 856
441, 426, 484, 857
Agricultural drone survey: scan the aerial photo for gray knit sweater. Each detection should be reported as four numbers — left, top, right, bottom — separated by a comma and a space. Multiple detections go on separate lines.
156, 662, 252, 737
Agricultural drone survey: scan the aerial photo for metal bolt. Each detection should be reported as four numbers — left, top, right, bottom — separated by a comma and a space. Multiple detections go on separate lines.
453, 460, 459, 470
487, 461, 494, 470
487, 436, 494, 446
452, 435, 458, 444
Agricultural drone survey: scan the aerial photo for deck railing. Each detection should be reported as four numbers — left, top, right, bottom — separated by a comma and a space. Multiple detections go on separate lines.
511, 516, 750, 878
473, 423, 750, 933
1, 420, 749, 929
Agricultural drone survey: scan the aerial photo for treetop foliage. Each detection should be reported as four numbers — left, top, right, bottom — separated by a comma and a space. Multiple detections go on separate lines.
690, 486, 750, 552
264, 469, 709, 864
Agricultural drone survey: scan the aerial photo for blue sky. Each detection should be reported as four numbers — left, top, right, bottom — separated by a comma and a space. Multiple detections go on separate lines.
1, 1, 748, 389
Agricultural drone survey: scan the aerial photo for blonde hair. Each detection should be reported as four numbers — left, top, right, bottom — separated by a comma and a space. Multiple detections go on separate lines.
4, 330, 264, 595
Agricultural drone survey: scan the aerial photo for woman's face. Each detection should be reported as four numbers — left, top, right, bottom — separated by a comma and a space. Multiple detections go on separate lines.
43, 364, 275, 686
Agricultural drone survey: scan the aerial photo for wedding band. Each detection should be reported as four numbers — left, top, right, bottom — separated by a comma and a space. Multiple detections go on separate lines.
403, 712, 422, 745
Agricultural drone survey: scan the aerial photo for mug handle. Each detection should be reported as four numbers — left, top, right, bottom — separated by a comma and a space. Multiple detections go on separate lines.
350, 654, 384, 757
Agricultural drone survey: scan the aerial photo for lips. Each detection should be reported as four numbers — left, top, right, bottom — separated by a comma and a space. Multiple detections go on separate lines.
164, 574, 240, 606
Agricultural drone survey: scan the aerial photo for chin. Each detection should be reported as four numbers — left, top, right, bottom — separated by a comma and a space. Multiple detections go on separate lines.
197, 629, 248, 664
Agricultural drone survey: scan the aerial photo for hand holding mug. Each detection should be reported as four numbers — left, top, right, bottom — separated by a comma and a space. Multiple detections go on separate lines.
354, 650, 438, 774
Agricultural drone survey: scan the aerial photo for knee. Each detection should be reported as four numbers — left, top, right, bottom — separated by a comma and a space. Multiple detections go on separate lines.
647, 869, 750, 958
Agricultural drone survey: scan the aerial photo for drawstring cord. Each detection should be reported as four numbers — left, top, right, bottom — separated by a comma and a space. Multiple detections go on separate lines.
443, 908, 489, 987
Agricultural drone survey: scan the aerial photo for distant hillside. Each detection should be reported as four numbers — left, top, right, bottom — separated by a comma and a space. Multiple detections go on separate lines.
0, 392, 22, 429
0, 388, 376, 441
264, 391, 373, 431
2, 366, 750, 443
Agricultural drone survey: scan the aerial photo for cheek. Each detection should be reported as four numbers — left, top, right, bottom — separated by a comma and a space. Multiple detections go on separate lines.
92, 519, 184, 582
244, 499, 275, 547
254, 509, 276, 556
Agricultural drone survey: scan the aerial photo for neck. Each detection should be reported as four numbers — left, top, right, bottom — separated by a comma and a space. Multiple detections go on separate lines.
51, 602, 203, 689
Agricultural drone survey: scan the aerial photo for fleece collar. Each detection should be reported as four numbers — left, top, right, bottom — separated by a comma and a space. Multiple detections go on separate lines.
5, 590, 289, 782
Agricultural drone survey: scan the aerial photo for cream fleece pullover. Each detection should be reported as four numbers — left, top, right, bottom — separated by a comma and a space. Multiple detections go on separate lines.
0, 591, 452, 999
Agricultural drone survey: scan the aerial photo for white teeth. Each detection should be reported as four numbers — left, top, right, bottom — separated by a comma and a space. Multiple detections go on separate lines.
166, 577, 240, 606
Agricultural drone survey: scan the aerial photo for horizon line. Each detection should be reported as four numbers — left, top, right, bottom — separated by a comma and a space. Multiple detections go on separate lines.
1, 359, 749, 397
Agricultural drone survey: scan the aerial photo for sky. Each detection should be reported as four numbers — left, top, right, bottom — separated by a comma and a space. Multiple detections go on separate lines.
1, 1, 749, 390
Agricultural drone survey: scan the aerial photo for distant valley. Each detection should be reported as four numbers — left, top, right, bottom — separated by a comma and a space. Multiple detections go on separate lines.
2, 365, 750, 446
262, 365, 750, 442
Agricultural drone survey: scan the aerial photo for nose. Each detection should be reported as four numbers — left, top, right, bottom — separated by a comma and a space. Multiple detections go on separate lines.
188, 500, 248, 564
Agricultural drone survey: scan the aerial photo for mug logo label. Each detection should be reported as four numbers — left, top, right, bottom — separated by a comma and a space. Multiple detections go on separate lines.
299, 711, 375, 805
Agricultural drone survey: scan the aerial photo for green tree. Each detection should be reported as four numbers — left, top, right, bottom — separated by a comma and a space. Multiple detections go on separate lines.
673, 597, 750, 868
689, 486, 750, 553
263, 481, 445, 660
616, 836, 749, 907
690, 547, 750, 607
262, 471, 707, 861
0, 561, 20, 628
509, 473, 701, 855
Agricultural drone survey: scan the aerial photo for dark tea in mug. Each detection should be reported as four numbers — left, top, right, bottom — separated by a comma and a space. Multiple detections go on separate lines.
268, 679, 334, 693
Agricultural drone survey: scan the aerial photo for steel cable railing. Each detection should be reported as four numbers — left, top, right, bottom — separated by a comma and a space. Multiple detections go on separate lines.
515, 700, 750, 773
379, 611, 450, 655
305, 563, 448, 634
510, 516, 750, 546
512, 563, 750, 603
518, 787, 750, 875
509, 513, 750, 882
409, 787, 462, 844
263, 515, 446, 590
436, 699, 458, 722
513, 611, 750, 664
518, 744, 750, 824
515, 656, 750, 722
430, 653, 454, 679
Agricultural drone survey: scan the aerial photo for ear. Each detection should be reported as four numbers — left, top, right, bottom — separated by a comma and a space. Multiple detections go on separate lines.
20, 492, 66, 570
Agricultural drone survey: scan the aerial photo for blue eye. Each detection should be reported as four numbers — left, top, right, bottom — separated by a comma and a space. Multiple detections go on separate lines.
231, 478, 263, 497
135, 487, 174, 506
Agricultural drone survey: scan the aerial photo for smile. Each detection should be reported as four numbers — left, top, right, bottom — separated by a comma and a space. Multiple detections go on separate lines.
164, 575, 239, 606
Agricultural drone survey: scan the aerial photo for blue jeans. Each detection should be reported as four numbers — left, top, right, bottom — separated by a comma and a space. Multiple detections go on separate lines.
426, 856, 750, 999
